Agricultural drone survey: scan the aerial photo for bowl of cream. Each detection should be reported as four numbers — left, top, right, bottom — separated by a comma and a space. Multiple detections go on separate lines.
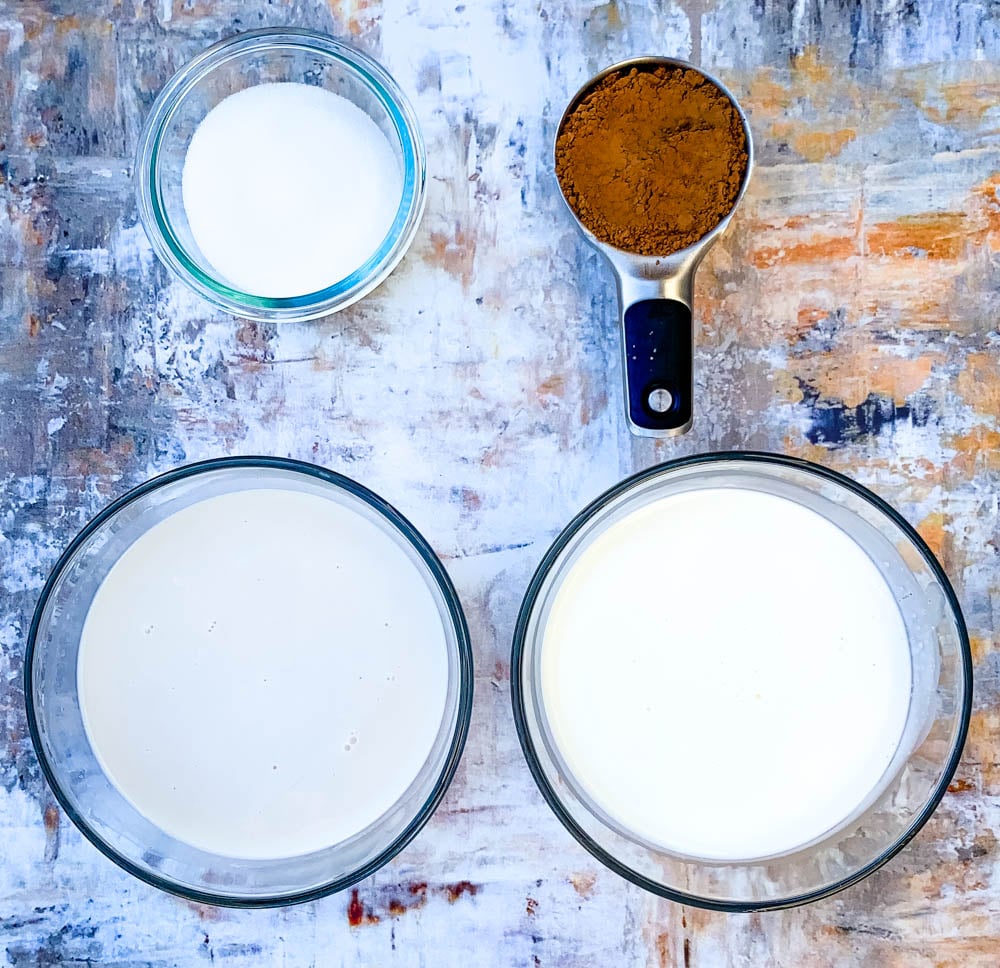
135, 29, 426, 321
26, 457, 472, 906
511, 452, 972, 910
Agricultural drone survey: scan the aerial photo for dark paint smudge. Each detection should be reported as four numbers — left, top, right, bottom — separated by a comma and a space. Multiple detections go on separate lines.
799, 382, 934, 447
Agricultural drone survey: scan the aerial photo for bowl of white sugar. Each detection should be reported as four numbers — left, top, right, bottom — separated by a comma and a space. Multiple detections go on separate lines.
135, 29, 425, 321
512, 452, 972, 910
26, 457, 472, 905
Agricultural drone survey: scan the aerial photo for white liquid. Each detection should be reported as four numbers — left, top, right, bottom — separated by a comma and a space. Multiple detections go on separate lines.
540, 487, 912, 860
181, 83, 403, 298
78, 488, 449, 859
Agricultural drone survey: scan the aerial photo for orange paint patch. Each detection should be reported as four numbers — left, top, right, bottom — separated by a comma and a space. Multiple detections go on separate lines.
916, 512, 948, 561
867, 213, 971, 260
937, 78, 1000, 125
956, 353, 1000, 419
53, 15, 83, 36
962, 708, 1000, 796
791, 46, 833, 86
969, 635, 994, 665
752, 233, 856, 269
945, 427, 1000, 476
792, 128, 857, 162
569, 871, 596, 897
798, 344, 937, 409
971, 173, 1000, 252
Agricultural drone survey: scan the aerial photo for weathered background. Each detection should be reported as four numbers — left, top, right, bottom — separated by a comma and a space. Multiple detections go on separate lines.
1, 0, 998, 964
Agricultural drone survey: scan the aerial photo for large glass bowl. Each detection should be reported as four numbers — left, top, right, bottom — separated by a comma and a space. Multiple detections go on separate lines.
25, 457, 472, 907
135, 29, 426, 321
511, 452, 972, 911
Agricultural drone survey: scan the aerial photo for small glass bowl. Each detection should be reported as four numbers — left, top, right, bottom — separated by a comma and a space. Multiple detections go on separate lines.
135, 29, 426, 322
25, 457, 472, 907
512, 452, 972, 911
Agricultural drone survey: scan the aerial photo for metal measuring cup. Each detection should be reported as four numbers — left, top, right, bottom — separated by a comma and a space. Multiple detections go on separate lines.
555, 56, 754, 437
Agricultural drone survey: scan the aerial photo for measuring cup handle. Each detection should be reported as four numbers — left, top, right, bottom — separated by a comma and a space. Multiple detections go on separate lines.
621, 299, 693, 434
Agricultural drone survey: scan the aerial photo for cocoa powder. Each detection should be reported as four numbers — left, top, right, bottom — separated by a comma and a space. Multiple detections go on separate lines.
555, 65, 749, 256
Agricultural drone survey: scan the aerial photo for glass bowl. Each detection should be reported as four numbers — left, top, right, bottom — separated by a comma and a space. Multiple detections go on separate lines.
511, 452, 972, 911
135, 29, 426, 322
25, 457, 472, 907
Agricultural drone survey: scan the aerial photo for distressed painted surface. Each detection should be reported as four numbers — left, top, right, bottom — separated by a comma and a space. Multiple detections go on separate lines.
0, 0, 999, 964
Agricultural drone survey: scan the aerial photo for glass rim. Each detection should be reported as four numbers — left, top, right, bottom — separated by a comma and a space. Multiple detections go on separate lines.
134, 28, 427, 322
510, 450, 973, 912
24, 455, 474, 907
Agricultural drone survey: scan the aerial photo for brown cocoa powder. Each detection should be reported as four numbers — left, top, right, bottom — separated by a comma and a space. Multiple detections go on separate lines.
555, 65, 749, 256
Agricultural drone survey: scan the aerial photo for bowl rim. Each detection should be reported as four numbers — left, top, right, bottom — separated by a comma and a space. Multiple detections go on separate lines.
510, 450, 973, 912
134, 28, 427, 322
24, 455, 474, 907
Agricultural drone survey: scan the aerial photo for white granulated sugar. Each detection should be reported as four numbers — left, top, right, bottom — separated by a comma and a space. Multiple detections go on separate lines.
181, 82, 403, 298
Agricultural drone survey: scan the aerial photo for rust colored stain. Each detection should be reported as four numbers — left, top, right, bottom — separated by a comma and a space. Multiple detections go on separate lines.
683, 936, 691, 968
655, 932, 670, 967
525, 897, 537, 916
427, 224, 476, 288
53, 14, 82, 36
461, 487, 482, 511
346, 889, 379, 927
536, 375, 566, 400
42, 804, 58, 835
182, 902, 227, 923
948, 777, 976, 794
867, 213, 970, 260
383, 881, 430, 917
568, 872, 596, 897
443, 881, 479, 903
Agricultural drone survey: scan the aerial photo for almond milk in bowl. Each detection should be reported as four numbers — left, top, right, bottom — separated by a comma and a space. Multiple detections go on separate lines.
511, 452, 971, 910
26, 458, 472, 906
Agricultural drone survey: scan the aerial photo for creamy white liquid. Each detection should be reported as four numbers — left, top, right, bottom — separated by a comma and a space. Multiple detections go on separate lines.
78, 488, 449, 859
540, 487, 912, 860
181, 82, 403, 297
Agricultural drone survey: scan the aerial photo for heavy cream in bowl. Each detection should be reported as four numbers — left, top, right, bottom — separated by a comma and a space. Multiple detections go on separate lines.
26, 459, 472, 905
512, 453, 971, 910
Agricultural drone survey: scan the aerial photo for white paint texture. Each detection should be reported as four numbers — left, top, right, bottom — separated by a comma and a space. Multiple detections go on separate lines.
1, 0, 999, 965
